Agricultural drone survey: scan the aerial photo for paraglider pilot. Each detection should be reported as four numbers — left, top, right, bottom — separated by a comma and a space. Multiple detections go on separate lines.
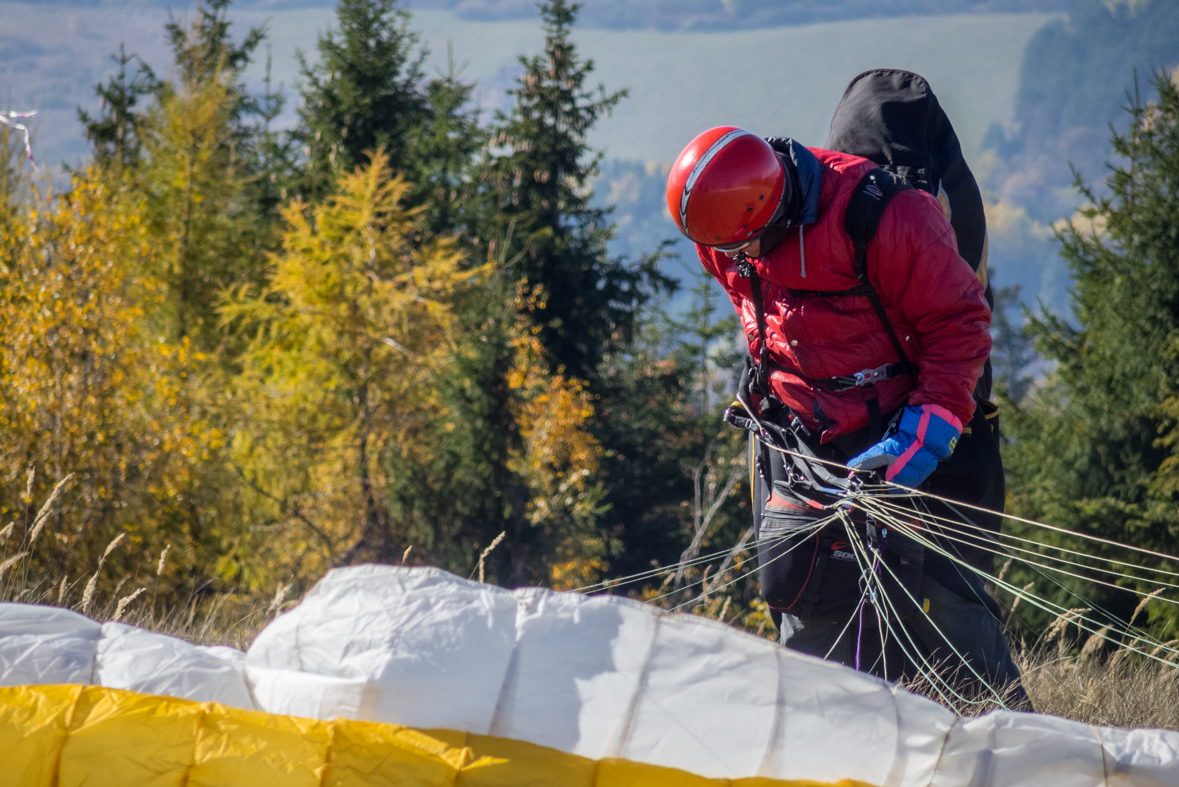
665, 70, 1029, 708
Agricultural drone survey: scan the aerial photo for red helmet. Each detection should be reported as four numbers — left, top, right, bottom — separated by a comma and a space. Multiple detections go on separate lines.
667, 127, 786, 248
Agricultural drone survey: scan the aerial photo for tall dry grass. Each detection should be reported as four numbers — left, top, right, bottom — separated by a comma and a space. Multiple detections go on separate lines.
1017, 647, 1179, 729
1, 542, 274, 650
899, 648, 1179, 730
0, 474, 278, 650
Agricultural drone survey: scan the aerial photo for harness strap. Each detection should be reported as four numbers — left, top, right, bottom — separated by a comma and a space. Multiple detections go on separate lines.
766, 358, 917, 393
753, 415, 855, 494
736, 255, 775, 407
865, 388, 883, 444
853, 240, 912, 367
748, 264, 771, 398
845, 170, 916, 368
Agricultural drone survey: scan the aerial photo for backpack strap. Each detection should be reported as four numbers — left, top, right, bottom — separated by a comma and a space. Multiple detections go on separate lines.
844, 169, 918, 372
735, 255, 776, 409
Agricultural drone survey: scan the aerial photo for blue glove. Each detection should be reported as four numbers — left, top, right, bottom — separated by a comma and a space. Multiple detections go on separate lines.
849, 404, 963, 490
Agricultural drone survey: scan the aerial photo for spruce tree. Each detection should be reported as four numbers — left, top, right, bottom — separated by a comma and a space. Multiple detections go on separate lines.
1006, 70, 1179, 632
77, 45, 158, 172
293, 0, 430, 200
411, 54, 488, 239
594, 269, 748, 584
990, 282, 1036, 406
479, 0, 655, 383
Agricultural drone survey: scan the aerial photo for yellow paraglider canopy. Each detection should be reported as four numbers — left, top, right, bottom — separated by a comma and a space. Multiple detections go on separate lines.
0, 684, 868, 787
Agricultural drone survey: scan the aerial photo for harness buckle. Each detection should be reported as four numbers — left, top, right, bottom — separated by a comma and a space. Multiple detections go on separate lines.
852, 363, 893, 387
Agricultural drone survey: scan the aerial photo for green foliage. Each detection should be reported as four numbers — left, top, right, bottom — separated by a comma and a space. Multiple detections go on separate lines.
143, 52, 255, 349
594, 266, 749, 588
410, 55, 488, 239
293, 0, 429, 199
1005, 70, 1179, 634
292, 1, 488, 234
141, 2, 285, 352
477, 0, 658, 382
77, 44, 158, 173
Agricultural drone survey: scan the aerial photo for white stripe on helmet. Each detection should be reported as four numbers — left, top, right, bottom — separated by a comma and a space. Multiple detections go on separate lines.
679, 128, 755, 235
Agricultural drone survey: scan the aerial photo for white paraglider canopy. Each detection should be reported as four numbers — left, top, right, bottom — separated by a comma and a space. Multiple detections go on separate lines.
2, 564, 1178, 786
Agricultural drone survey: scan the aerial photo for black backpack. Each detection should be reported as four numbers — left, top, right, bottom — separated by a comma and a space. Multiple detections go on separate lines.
825, 68, 994, 400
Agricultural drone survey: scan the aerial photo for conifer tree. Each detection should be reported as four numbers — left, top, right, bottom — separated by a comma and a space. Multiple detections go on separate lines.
381, 235, 612, 589
293, 0, 430, 200
164, 0, 265, 132
479, 0, 655, 383
1006, 70, 1179, 632
594, 270, 747, 584
78, 45, 158, 172
138, 1, 273, 350
411, 55, 488, 239
990, 282, 1036, 405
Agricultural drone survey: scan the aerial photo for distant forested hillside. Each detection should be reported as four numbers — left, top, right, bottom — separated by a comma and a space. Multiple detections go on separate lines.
986, 0, 1179, 219
409, 0, 1074, 29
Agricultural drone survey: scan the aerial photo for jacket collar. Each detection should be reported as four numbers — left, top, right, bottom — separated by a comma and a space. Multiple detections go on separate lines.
783, 140, 822, 226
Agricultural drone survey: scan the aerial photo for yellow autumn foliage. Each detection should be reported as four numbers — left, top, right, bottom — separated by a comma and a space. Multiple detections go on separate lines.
507, 289, 607, 590
0, 171, 219, 580
222, 150, 484, 583
0, 153, 612, 605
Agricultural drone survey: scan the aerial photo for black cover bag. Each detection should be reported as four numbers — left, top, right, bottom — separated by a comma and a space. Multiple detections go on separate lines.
825, 68, 994, 400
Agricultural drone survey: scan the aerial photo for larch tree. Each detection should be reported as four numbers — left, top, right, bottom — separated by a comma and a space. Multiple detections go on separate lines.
140, 1, 272, 351
223, 151, 476, 581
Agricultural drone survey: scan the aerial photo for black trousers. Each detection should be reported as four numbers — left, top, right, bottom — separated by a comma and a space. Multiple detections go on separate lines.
752, 401, 1031, 709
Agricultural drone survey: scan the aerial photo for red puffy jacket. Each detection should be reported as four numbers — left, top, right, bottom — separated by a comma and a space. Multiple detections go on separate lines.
698, 145, 990, 441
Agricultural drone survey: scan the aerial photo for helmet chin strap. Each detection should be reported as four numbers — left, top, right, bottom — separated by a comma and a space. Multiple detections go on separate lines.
750, 213, 791, 258
733, 250, 753, 278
